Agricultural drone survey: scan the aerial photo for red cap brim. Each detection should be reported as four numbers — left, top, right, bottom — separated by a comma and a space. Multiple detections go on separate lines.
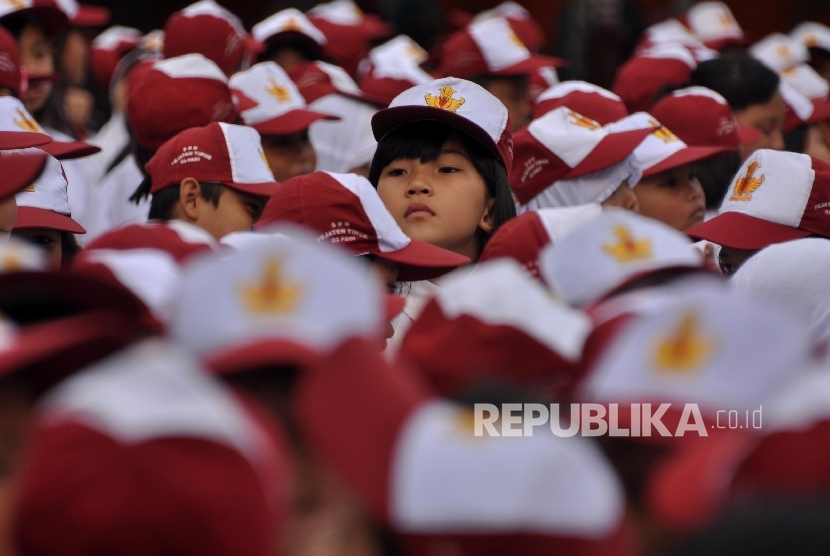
737, 124, 762, 146
223, 181, 280, 198
372, 105, 505, 168
70, 4, 111, 27
39, 140, 101, 160
374, 238, 470, 282
565, 127, 655, 179
643, 145, 733, 177
207, 338, 325, 376
0, 130, 52, 150
14, 206, 86, 234
252, 109, 339, 136
0, 152, 47, 199
684, 211, 811, 250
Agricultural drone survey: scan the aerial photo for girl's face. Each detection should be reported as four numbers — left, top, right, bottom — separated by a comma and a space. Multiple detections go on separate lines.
376, 135, 494, 262
18, 22, 54, 114
735, 90, 786, 160
12, 228, 62, 267
634, 163, 706, 231
601, 181, 639, 212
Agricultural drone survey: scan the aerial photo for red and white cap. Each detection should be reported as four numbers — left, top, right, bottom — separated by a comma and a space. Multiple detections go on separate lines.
511, 107, 654, 206
287, 60, 386, 105
435, 17, 564, 79
750, 33, 810, 72
686, 149, 830, 250
230, 62, 338, 136
578, 285, 812, 532
478, 204, 603, 282
791, 22, 830, 53
781, 63, 830, 100
358, 35, 434, 106
466, 1, 546, 51
649, 87, 762, 149
140, 29, 165, 53
0, 26, 22, 97
256, 171, 470, 281
171, 225, 388, 374
372, 77, 513, 169
307, 0, 392, 76
533, 81, 628, 124
14, 338, 288, 556
540, 209, 704, 307
685, 1, 746, 51
14, 151, 85, 234
606, 112, 732, 178
638, 19, 719, 63
146, 122, 279, 198
612, 43, 698, 113
54, 0, 110, 27
71, 221, 217, 322
127, 54, 237, 151
779, 81, 830, 133
398, 258, 591, 396
296, 339, 630, 553
162, 0, 251, 76
0, 0, 68, 38
0, 150, 48, 199
252, 8, 326, 58
527, 65, 559, 102
89, 26, 142, 89
0, 97, 99, 158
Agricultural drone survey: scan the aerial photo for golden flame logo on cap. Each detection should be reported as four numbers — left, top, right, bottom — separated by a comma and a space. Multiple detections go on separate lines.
13, 109, 43, 133
648, 119, 679, 143
718, 12, 734, 27
425, 86, 465, 112
266, 77, 291, 102
6, 0, 26, 10
653, 311, 713, 373
805, 34, 819, 49
602, 225, 653, 263
567, 110, 601, 130
1, 248, 22, 271
241, 257, 303, 314
777, 45, 792, 60
730, 160, 764, 201
22, 184, 34, 192
507, 28, 525, 48
281, 16, 303, 33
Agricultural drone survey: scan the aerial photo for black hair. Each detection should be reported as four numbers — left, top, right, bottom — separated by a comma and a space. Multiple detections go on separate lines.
0, 14, 38, 39
690, 56, 780, 112
147, 181, 225, 221
368, 120, 516, 254
257, 37, 319, 65
695, 151, 743, 210
127, 142, 158, 204
59, 232, 81, 268
784, 124, 809, 154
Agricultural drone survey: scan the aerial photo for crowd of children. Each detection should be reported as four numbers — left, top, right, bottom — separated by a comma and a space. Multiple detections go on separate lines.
0, 0, 828, 554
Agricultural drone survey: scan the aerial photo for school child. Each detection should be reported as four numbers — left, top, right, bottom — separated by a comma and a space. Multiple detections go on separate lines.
606, 112, 731, 231
357, 35, 433, 106
230, 62, 337, 182
532, 81, 628, 124
690, 56, 787, 158
142, 122, 278, 241
792, 22, 830, 83
252, 9, 325, 71
686, 149, 830, 275
510, 106, 653, 213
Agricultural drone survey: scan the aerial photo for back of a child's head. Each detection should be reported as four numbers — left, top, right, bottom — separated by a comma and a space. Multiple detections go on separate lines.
690, 56, 780, 111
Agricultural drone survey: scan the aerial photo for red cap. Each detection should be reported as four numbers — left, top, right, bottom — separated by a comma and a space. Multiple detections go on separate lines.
0, 150, 47, 199
0, 0, 68, 38
685, 149, 830, 250
146, 122, 279, 198
510, 107, 654, 205
448, 3, 546, 52
357, 35, 433, 107
127, 54, 237, 151
89, 26, 142, 90
69, 4, 110, 27
286, 60, 387, 105
533, 81, 628, 124
478, 204, 603, 281
307, 2, 392, 76
163, 0, 251, 76
435, 17, 564, 79
398, 259, 590, 397
612, 45, 697, 113
82, 221, 216, 263
13, 152, 85, 234
256, 171, 470, 281
0, 26, 21, 96
650, 86, 761, 148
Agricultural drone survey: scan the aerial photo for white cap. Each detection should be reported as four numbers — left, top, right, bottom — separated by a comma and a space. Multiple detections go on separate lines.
781, 64, 830, 100
750, 33, 810, 72
790, 22, 830, 53
686, 2, 744, 46
230, 62, 309, 124
252, 8, 326, 46
15, 153, 69, 214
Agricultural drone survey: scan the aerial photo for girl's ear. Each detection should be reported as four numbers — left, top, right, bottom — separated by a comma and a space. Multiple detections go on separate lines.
478, 197, 497, 235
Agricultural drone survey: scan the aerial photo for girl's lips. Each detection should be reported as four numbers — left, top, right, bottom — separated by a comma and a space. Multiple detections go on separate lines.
405, 202, 435, 218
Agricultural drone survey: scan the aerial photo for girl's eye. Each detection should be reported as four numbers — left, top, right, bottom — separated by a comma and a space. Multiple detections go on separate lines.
662, 178, 678, 188
439, 166, 459, 173
33, 236, 54, 246
387, 168, 406, 177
